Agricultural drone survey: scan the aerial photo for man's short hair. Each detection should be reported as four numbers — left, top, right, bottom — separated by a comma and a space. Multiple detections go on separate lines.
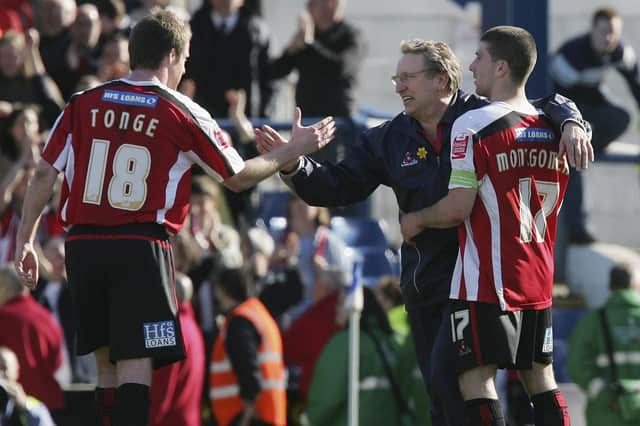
609, 263, 633, 291
96, 0, 126, 20
215, 268, 253, 303
128, 9, 191, 71
400, 39, 462, 95
480, 26, 537, 87
592, 7, 619, 26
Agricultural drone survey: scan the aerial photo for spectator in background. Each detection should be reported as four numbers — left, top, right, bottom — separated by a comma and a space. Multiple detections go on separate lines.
0, 0, 34, 31
183, 0, 273, 118
306, 286, 405, 426
34, 236, 73, 382
268, 0, 366, 118
549, 7, 640, 244
34, 236, 97, 385
36, 0, 76, 97
568, 263, 640, 426
96, 33, 129, 81
0, 104, 43, 176
374, 275, 431, 426
282, 265, 343, 425
0, 346, 56, 426
150, 272, 206, 426
219, 88, 261, 227
0, 129, 40, 265
246, 226, 303, 326
209, 268, 287, 426
0, 265, 65, 418
373, 275, 408, 342
128, 0, 190, 26
0, 29, 64, 128
284, 194, 347, 317
51, 3, 102, 99
95, 0, 131, 50
0, 0, 33, 37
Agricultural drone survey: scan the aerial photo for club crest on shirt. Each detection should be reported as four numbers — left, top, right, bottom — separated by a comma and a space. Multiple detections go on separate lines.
143, 320, 177, 348
542, 327, 553, 353
401, 151, 418, 167
417, 147, 428, 159
452, 132, 469, 159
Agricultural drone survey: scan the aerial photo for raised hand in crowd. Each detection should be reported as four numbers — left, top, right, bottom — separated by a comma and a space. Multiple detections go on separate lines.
287, 10, 315, 54
225, 89, 255, 144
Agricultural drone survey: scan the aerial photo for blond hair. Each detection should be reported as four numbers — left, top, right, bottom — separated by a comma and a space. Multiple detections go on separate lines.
400, 39, 462, 95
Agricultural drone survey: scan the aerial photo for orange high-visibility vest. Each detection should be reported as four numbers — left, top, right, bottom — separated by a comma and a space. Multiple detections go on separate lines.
210, 297, 286, 426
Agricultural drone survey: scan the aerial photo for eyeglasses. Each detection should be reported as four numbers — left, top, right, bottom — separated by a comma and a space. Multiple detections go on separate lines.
391, 69, 430, 86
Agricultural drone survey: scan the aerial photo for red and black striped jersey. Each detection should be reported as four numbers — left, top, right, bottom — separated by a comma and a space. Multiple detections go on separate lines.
42, 78, 245, 233
447, 101, 569, 311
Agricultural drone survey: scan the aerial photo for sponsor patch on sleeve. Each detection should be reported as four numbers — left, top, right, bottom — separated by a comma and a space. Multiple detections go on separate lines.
143, 320, 177, 348
452, 132, 470, 159
102, 90, 159, 108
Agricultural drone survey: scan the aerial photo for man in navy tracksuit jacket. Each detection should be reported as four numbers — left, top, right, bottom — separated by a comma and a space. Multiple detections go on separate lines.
271, 40, 591, 425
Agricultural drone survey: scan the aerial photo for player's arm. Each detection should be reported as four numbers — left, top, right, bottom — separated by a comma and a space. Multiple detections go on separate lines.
223, 108, 335, 192
400, 188, 476, 242
401, 121, 480, 242
532, 93, 593, 170
14, 159, 59, 288
255, 120, 382, 207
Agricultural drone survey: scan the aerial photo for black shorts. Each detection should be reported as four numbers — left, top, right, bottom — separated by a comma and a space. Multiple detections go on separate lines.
449, 300, 553, 373
65, 223, 185, 368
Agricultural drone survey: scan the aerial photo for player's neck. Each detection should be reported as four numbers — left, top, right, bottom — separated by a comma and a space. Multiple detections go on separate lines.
127, 69, 167, 86
490, 86, 531, 112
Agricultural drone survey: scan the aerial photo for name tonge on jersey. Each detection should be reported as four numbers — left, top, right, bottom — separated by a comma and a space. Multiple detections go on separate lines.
90, 108, 159, 137
496, 127, 569, 174
90, 89, 160, 137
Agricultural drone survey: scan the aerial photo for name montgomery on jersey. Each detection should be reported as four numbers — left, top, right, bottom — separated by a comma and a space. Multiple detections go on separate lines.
496, 147, 569, 174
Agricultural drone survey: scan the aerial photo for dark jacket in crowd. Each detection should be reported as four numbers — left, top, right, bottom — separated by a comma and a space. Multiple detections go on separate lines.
186, 6, 273, 118
269, 20, 366, 118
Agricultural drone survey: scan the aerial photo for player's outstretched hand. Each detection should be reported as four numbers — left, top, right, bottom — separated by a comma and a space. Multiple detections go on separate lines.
14, 243, 39, 289
255, 124, 287, 154
559, 122, 594, 170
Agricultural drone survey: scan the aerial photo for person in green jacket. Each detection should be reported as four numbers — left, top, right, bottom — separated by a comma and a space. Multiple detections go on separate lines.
375, 276, 431, 426
568, 262, 640, 426
306, 285, 405, 426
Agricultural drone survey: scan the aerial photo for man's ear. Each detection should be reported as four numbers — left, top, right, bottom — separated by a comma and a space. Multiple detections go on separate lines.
435, 73, 448, 91
168, 48, 177, 64
495, 59, 509, 79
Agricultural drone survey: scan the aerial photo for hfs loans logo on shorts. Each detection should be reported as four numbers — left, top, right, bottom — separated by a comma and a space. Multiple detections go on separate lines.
143, 320, 177, 348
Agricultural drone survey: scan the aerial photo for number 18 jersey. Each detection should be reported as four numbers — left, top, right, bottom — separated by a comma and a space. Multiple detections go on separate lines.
447, 101, 569, 312
42, 79, 245, 233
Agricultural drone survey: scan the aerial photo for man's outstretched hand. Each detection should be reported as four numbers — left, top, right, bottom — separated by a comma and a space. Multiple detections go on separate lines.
255, 107, 336, 171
